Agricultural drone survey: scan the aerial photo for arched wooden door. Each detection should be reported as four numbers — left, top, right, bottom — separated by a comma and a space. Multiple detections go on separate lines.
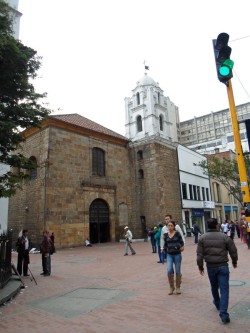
89, 199, 110, 243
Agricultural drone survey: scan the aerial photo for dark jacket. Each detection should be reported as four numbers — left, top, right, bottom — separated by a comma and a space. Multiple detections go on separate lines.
196, 229, 238, 270
192, 224, 201, 235
16, 235, 32, 254
164, 231, 184, 255
40, 236, 53, 255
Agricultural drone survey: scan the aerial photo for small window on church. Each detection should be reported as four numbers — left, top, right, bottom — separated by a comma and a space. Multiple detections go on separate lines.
29, 156, 37, 180
158, 92, 160, 104
136, 92, 140, 105
92, 147, 105, 176
138, 169, 144, 179
137, 150, 143, 160
137, 115, 142, 132
159, 115, 163, 131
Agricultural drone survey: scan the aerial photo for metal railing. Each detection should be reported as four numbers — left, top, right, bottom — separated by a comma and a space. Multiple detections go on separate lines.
0, 230, 12, 289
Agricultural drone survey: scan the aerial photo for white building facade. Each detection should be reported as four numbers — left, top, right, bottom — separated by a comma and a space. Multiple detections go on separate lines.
125, 73, 180, 142
0, 0, 21, 233
178, 145, 214, 235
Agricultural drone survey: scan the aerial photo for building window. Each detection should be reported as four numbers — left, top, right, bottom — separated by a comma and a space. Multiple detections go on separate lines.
136, 92, 140, 105
138, 169, 144, 179
29, 156, 37, 180
137, 115, 143, 132
193, 185, 197, 200
182, 183, 188, 199
92, 148, 105, 176
206, 188, 210, 201
158, 92, 160, 104
197, 186, 201, 200
202, 187, 205, 200
189, 184, 193, 200
159, 115, 163, 131
137, 150, 143, 160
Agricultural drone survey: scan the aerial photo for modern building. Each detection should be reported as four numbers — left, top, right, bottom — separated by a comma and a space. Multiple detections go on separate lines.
4, 0, 22, 38
179, 102, 250, 154
178, 145, 213, 234
0, 0, 22, 233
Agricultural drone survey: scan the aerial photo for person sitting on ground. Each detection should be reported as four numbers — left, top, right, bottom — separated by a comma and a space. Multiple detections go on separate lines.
84, 239, 92, 247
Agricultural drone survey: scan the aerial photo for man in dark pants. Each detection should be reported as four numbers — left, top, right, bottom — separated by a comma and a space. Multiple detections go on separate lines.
16, 229, 31, 276
192, 222, 201, 244
197, 218, 238, 324
40, 231, 52, 276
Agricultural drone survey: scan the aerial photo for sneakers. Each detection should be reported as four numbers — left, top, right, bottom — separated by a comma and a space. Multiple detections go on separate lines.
124, 253, 128, 256
132, 253, 136, 255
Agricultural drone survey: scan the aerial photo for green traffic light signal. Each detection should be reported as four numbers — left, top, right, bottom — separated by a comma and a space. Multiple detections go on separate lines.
219, 65, 230, 76
212, 33, 233, 84
219, 59, 234, 77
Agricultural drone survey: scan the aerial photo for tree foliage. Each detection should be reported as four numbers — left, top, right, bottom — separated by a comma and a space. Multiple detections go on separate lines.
195, 155, 250, 207
0, 0, 51, 197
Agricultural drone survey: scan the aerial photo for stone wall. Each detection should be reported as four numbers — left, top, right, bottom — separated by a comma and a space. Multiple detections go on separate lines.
8, 125, 133, 248
129, 138, 182, 235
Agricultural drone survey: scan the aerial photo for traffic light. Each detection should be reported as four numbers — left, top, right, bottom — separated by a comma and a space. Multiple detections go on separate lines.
212, 33, 234, 84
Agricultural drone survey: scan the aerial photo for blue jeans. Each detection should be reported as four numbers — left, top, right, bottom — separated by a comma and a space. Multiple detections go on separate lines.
167, 253, 182, 275
157, 245, 164, 263
194, 233, 199, 244
207, 265, 230, 321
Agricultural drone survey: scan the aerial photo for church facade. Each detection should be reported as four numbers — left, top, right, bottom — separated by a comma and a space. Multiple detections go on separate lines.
8, 74, 182, 248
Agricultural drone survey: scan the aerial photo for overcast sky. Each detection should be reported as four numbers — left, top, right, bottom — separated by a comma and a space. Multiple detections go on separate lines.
18, 0, 250, 135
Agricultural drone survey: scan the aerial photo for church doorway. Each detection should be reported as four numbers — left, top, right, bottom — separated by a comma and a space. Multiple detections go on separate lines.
89, 199, 110, 243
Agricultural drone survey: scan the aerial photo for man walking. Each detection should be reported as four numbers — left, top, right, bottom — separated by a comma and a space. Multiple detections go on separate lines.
124, 226, 136, 256
197, 218, 238, 324
192, 222, 201, 244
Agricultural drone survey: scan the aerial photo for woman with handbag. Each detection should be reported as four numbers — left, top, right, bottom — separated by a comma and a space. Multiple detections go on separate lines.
164, 221, 184, 295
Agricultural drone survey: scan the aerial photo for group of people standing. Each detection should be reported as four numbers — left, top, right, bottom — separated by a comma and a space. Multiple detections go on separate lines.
16, 230, 55, 278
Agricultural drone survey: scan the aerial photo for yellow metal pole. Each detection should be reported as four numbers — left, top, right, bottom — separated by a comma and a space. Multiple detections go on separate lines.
226, 79, 250, 220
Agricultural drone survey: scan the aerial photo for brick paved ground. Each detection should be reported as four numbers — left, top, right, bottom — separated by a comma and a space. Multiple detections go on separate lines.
0, 236, 250, 333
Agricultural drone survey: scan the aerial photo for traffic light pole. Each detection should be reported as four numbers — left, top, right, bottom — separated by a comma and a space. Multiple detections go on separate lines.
226, 79, 250, 220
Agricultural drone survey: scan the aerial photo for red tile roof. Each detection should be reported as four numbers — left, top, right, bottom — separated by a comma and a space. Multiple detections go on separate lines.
51, 113, 127, 141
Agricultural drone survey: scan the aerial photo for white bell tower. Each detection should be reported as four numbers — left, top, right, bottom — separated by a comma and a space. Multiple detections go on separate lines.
125, 73, 180, 142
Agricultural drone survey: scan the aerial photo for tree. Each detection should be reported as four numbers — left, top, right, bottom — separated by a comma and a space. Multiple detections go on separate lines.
0, 0, 51, 197
195, 154, 250, 207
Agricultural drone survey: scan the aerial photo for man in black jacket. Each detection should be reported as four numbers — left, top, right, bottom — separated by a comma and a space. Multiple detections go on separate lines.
192, 222, 201, 244
197, 218, 238, 325
16, 229, 31, 276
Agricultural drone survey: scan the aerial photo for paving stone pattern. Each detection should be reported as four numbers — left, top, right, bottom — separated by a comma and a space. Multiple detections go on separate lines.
1, 237, 250, 333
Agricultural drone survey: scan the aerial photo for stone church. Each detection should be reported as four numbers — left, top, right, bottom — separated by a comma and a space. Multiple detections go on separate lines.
8, 73, 182, 248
